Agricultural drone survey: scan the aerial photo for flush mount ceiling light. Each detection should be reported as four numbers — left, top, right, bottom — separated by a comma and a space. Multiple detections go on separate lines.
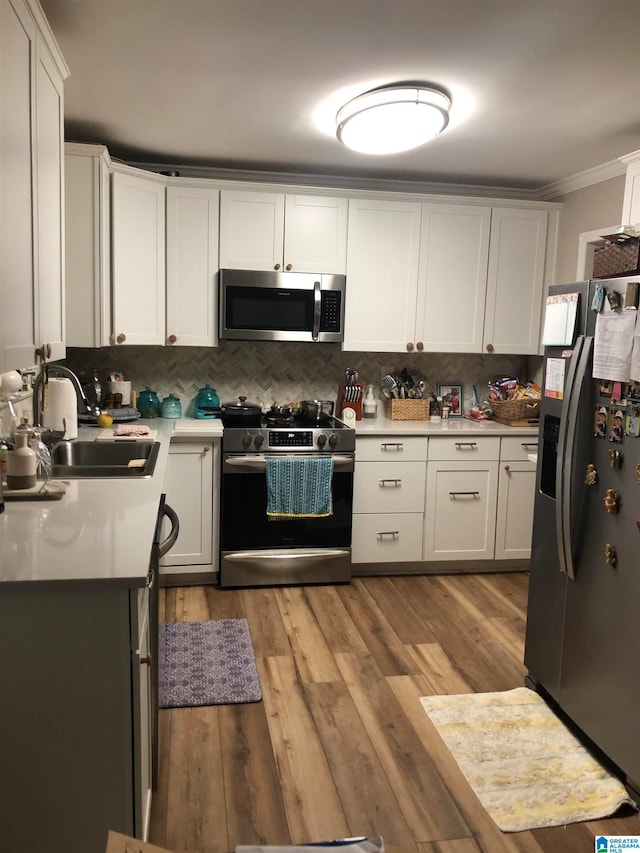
336, 84, 451, 155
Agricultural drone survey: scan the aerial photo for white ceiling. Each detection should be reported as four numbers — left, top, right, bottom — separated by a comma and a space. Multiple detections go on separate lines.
40, 0, 640, 196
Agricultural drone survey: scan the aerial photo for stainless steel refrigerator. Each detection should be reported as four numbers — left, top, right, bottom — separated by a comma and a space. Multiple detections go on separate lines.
524, 276, 640, 802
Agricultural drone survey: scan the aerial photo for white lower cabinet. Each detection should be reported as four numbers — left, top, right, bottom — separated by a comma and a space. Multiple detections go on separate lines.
424, 461, 499, 561
352, 436, 427, 564
495, 436, 538, 559
160, 438, 218, 578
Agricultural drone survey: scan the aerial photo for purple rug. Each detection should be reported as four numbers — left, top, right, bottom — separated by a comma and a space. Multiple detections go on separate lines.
158, 618, 262, 708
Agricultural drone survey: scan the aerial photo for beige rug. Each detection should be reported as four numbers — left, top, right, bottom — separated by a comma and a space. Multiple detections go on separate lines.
420, 687, 635, 832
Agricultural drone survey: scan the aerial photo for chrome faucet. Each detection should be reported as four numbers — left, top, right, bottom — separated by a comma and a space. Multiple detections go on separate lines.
32, 364, 101, 428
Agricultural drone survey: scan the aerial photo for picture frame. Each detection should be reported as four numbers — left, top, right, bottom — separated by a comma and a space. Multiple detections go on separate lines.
438, 383, 463, 418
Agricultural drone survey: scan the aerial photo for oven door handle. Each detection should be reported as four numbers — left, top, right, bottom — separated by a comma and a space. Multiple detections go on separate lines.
224, 454, 354, 470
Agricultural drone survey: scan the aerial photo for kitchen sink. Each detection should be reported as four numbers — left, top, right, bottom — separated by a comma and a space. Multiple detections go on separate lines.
50, 440, 160, 479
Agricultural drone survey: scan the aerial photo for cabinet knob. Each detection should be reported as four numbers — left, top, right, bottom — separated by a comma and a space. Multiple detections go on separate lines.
486, 343, 494, 353
167, 334, 177, 344
504, 464, 510, 472
203, 445, 211, 452
416, 341, 424, 351
285, 263, 292, 271
274, 263, 281, 270
116, 333, 126, 344
406, 342, 414, 352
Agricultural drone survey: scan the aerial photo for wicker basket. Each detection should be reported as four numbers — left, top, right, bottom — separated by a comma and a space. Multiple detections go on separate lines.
491, 398, 540, 421
385, 398, 430, 420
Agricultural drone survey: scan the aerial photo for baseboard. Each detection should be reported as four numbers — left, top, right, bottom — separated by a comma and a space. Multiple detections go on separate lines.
352, 559, 529, 577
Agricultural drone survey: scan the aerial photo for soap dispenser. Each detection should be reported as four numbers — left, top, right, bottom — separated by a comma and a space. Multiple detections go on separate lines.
363, 384, 378, 418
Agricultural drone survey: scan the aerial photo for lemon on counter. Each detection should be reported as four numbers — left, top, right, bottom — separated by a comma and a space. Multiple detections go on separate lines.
97, 411, 114, 428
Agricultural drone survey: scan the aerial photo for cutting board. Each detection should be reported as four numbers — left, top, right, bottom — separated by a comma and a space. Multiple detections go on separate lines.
490, 416, 540, 427
96, 429, 158, 441
4, 480, 66, 501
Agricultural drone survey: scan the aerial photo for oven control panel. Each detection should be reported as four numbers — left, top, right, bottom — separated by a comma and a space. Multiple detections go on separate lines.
269, 430, 313, 447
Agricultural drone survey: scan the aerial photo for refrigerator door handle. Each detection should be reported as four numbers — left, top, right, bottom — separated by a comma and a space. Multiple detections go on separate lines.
558, 335, 593, 580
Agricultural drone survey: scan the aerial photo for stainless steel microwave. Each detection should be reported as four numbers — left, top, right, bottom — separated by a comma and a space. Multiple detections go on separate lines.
219, 269, 346, 343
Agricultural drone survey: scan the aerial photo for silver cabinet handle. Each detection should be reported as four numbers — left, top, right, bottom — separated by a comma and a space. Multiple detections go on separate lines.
379, 478, 401, 486
376, 530, 399, 538
449, 491, 480, 498
454, 442, 477, 449
381, 442, 404, 450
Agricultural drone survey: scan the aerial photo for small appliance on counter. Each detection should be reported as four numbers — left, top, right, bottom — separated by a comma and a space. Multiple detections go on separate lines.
194, 384, 220, 419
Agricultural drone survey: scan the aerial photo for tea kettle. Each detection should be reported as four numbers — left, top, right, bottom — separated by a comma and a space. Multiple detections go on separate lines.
194, 384, 221, 419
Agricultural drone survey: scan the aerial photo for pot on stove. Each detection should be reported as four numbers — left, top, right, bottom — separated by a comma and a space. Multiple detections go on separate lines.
297, 400, 334, 422
220, 396, 263, 425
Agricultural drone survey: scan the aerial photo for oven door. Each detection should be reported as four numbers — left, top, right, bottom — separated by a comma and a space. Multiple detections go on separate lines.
220, 453, 353, 587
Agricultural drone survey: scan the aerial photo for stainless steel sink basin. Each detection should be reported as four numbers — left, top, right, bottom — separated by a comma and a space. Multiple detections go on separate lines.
50, 440, 160, 479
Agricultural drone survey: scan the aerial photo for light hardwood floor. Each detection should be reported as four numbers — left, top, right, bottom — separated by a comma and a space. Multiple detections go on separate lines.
149, 573, 639, 853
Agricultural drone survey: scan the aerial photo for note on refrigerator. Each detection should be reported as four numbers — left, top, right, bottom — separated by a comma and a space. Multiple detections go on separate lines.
593, 299, 638, 381
541, 292, 579, 346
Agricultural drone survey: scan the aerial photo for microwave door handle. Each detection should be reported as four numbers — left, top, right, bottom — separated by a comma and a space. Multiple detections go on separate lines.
312, 281, 321, 341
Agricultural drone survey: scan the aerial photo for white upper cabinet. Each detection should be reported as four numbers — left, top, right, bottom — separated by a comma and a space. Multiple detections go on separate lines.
343, 198, 422, 352
483, 207, 548, 355
219, 189, 347, 273
166, 185, 219, 347
0, 0, 68, 371
111, 169, 166, 346
416, 203, 491, 353
64, 143, 112, 347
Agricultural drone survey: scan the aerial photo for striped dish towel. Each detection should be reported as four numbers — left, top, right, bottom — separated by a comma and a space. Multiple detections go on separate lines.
266, 456, 334, 519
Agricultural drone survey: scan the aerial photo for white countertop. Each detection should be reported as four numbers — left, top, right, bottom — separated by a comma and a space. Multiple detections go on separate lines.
353, 412, 539, 437
0, 417, 223, 586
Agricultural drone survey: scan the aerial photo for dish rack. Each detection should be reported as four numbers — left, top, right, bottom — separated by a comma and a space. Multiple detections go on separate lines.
384, 398, 430, 420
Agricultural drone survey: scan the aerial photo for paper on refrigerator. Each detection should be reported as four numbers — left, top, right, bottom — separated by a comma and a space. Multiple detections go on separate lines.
593, 300, 638, 381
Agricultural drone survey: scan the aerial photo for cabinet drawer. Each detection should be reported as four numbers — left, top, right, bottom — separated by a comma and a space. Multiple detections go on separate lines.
356, 435, 427, 462
428, 436, 500, 461
500, 435, 539, 461
352, 513, 423, 563
354, 461, 426, 513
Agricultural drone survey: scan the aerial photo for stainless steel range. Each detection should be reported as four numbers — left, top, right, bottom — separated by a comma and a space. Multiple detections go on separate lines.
219, 414, 355, 588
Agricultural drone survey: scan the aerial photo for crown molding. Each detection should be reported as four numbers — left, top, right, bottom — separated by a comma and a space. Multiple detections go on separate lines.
534, 158, 626, 200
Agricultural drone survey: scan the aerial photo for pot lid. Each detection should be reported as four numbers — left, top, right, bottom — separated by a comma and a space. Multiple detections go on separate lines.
222, 396, 261, 410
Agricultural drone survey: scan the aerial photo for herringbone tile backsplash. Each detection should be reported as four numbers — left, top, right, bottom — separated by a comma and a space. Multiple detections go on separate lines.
64, 343, 536, 417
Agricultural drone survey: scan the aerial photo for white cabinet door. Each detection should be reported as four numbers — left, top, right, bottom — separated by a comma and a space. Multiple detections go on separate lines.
64, 144, 112, 347
416, 203, 491, 353
284, 194, 347, 273
352, 513, 424, 563
344, 198, 422, 352
495, 460, 536, 559
353, 461, 426, 514
160, 440, 216, 573
166, 186, 219, 347
112, 170, 166, 345
622, 157, 640, 227
219, 190, 285, 270
34, 32, 65, 362
424, 461, 499, 561
484, 207, 548, 355
0, 0, 67, 371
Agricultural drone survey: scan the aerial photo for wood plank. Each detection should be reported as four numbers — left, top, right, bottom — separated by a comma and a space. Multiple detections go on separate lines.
337, 581, 422, 677
274, 586, 342, 684
219, 701, 291, 848
304, 680, 418, 850
335, 649, 471, 844
303, 584, 369, 654
405, 643, 473, 696
164, 706, 227, 853
204, 585, 247, 620
363, 576, 438, 645
417, 840, 482, 852
241, 586, 292, 657
260, 654, 350, 842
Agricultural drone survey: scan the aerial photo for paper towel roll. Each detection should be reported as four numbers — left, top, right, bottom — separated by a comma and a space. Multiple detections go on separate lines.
41, 378, 78, 439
